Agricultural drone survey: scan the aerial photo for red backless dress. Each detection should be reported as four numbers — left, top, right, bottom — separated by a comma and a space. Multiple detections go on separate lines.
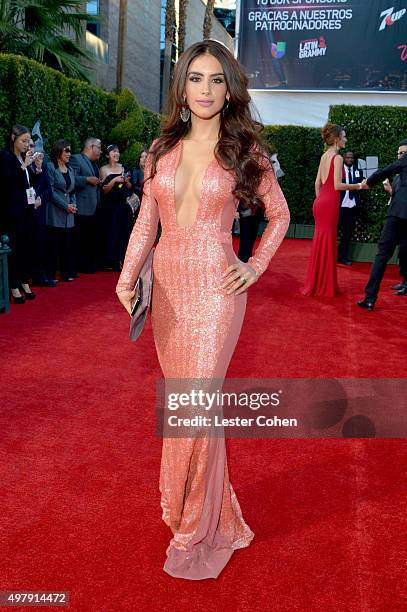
302, 154, 340, 297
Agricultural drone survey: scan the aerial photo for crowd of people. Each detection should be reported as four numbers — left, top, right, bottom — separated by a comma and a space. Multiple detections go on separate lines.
1, 122, 406, 311
0, 125, 146, 304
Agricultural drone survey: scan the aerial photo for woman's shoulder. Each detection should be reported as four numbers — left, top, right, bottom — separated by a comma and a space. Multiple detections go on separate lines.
0, 149, 16, 166
47, 160, 57, 173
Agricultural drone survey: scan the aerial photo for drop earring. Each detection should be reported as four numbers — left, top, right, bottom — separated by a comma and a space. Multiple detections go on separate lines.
222, 99, 230, 117
180, 100, 190, 122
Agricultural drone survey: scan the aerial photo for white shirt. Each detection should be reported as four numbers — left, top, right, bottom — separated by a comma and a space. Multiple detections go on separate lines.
341, 165, 359, 209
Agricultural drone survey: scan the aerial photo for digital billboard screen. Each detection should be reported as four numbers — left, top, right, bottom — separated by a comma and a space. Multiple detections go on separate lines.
237, 0, 407, 91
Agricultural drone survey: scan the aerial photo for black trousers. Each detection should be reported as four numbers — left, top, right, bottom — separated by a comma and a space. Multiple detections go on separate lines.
31, 219, 48, 283
7, 208, 35, 289
46, 226, 75, 280
238, 210, 263, 263
365, 216, 407, 299
338, 206, 357, 261
74, 213, 98, 273
398, 240, 407, 281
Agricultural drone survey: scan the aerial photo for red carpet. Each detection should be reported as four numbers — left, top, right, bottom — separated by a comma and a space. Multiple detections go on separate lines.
0, 238, 406, 611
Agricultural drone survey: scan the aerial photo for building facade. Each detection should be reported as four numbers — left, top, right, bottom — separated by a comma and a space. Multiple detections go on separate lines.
85, 0, 233, 113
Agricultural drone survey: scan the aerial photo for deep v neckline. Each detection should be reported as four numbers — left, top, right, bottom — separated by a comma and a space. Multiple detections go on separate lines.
173, 138, 217, 229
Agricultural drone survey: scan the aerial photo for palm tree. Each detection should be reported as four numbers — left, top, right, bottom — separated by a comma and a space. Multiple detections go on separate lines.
203, 0, 215, 39
116, 0, 127, 90
178, 0, 189, 56
162, 0, 176, 112
0, 0, 96, 81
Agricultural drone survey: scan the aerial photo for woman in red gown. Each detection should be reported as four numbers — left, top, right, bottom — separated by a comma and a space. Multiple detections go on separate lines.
302, 123, 364, 297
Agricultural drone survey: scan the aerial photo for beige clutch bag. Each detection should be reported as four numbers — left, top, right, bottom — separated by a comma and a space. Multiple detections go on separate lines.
129, 247, 155, 341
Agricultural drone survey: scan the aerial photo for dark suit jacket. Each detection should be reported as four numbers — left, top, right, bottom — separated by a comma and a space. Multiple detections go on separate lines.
31, 162, 51, 226
70, 153, 100, 216
366, 152, 407, 219
340, 164, 363, 206
0, 149, 39, 232
131, 167, 144, 199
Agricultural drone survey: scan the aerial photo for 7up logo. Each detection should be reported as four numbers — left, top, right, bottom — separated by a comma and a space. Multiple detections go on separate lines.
379, 6, 406, 31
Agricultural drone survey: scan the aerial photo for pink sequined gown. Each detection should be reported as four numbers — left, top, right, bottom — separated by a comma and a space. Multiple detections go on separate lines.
116, 138, 290, 580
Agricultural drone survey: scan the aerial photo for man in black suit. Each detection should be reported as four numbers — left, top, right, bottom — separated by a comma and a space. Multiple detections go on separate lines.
237, 153, 284, 262
357, 139, 407, 310
383, 176, 407, 295
338, 151, 363, 265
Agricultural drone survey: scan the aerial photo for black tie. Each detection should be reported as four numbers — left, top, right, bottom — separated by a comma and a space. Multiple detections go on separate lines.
348, 166, 355, 200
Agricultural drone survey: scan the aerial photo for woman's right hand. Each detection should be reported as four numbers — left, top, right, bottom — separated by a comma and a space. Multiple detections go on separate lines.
116, 288, 136, 315
22, 150, 33, 168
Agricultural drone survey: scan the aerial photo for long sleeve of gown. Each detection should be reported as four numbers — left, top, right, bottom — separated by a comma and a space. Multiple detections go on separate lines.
115, 146, 159, 293
247, 159, 290, 277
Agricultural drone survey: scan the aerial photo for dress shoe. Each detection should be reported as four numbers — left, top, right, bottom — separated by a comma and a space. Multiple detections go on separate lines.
357, 298, 375, 311
61, 277, 74, 282
338, 258, 352, 265
391, 282, 406, 291
20, 286, 36, 300
11, 293, 26, 304
395, 287, 407, 296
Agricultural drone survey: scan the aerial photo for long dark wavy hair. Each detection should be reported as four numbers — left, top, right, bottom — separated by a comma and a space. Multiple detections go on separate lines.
146, 40, 272, 211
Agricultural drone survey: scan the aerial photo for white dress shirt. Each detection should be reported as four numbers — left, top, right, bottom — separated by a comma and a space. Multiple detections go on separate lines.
341, 165, 358, 209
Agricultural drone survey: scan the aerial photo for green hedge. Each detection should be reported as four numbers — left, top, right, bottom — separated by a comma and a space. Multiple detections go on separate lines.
328, 104, 407, 242
0, 54, 117, 152
263, 125, 322, 225
0, 54, 160, 164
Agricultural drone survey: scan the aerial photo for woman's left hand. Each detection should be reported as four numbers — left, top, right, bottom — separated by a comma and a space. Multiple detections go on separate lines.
221, 260, 258, 295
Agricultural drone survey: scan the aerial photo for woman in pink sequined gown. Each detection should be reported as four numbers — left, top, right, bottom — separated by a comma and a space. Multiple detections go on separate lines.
116, 41, 290, 580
